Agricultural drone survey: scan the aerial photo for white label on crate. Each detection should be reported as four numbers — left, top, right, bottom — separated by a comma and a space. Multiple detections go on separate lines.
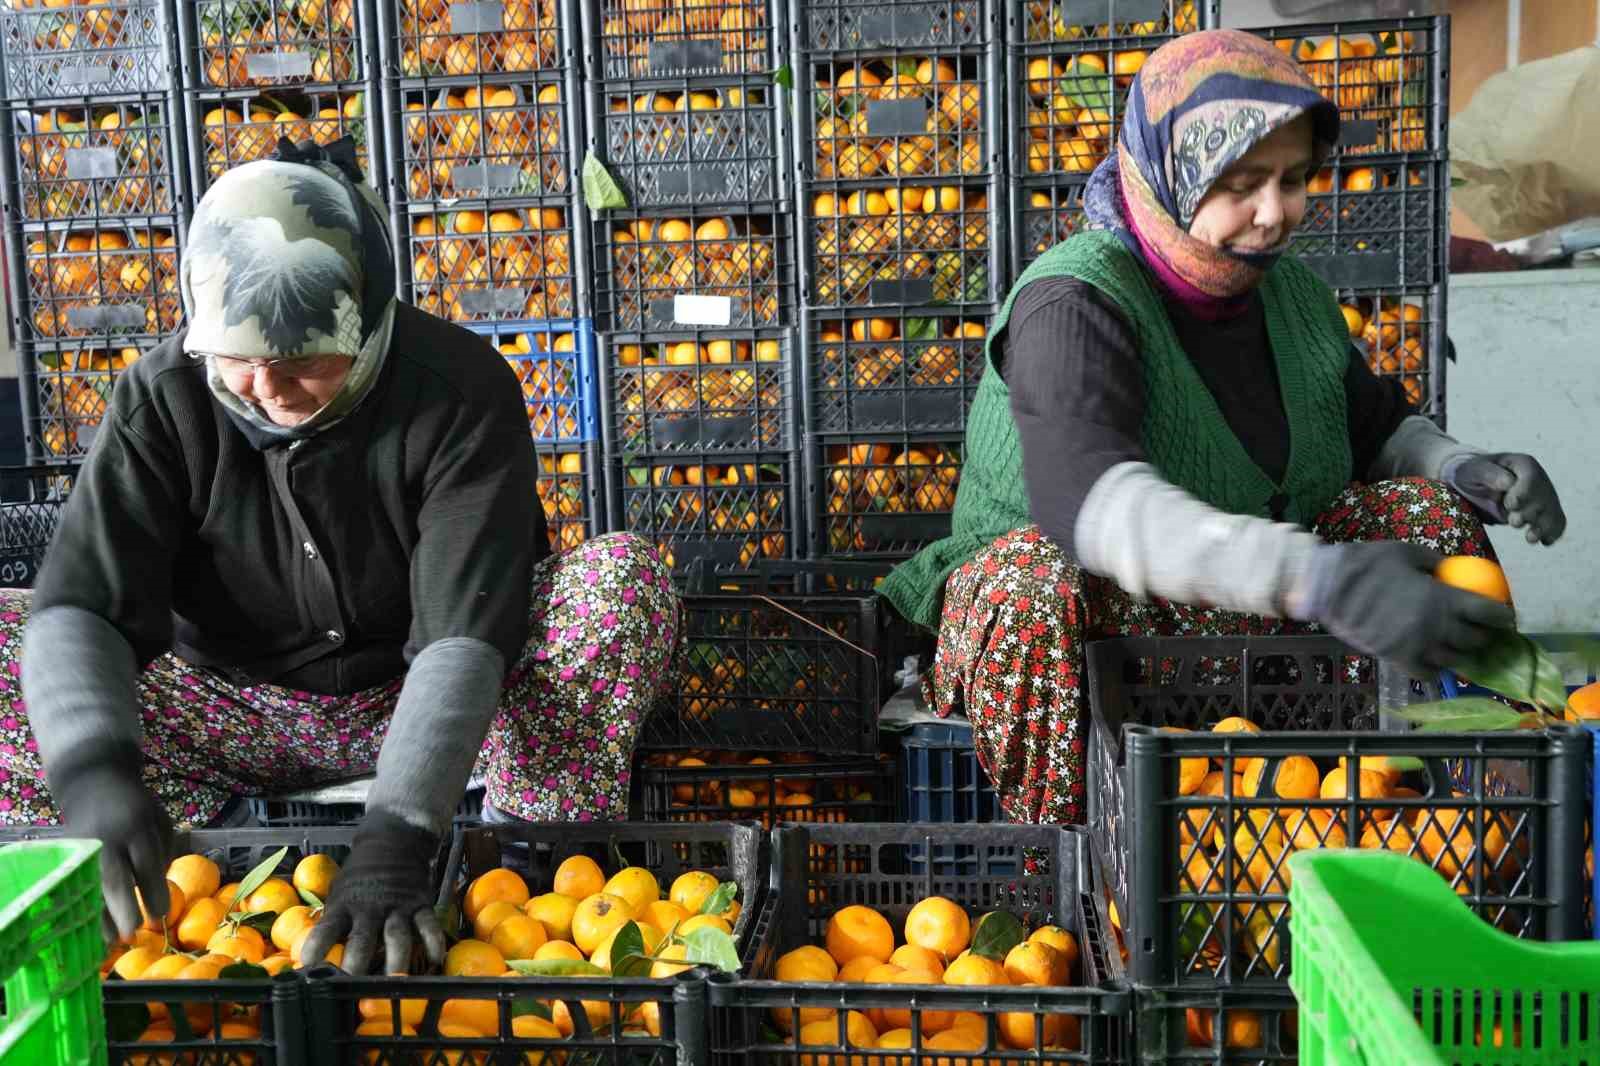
65, 147, 119, 180
450, 1, 505, 33
673, 294, 733, 326
60, 63, 112, 87
246, 51, 314, 80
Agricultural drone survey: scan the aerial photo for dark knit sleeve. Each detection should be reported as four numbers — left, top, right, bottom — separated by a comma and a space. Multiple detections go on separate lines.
1002, 276, 1147, 559
1343, 345, 1415, 483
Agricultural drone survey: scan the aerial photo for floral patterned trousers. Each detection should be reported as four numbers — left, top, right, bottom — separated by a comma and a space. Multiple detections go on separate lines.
0, 532, 680, 828
925, 479, 1496, 825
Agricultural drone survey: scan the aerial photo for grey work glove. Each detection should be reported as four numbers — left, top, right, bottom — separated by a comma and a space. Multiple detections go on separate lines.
1442, 453, 1566, 545
1301, 542, 1517, 678
48, 745, 173, 943
297, 811, 445, 975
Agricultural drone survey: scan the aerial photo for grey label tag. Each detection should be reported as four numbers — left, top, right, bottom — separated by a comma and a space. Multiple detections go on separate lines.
675, 538, 744, 567
653, 414, 754, 448
1301, 253, 1401, 290
868, 278, 934, 305
866, 98, 928, 137
65, 147, 118, 180
648, 39, 724, 73
654, 165, 730, 199
1342, 119, 1381, 149
860, 512, 950, 540
857, 8, 935, 46
853, 391, 959, 428
66, 304, 146, 330
451, 162, 523, 196
449, 1, 505, 33
59, 63, 112, 88
458, 287, 527, 315
246, 51, 314, 80
1057, 0, 1167, 21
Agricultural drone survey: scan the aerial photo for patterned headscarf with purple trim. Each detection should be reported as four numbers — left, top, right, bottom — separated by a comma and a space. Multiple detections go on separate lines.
1083, 29, 1339, 300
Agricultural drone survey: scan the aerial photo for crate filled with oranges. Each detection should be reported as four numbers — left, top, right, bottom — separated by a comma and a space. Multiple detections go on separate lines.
308, 820, 759, 1058
601, 332, 791, 456
593, 208, 794, 333
583, 0, 780, 80
1012, 0, 1203, 46
1336, 290, 1437, 416
635, 753, 897, 826
1291, 159, 1444, 291
9, 98, 184, 223
1011, 174, 1086, 276
643, 581, 883, 752
607, 452, 797, 576
587, 76, 789, 210
0, 1, 174, 97
184, 0, 372, 90
403, 204, 581, 322
1084, 635, 1590, 989
188, 88, 377, 194
796, 0, 992, 52
465, 318, 598, 444
1132, 986, 1299, 1066
389, 78, 570, 202
1255, 18, 1443, 160
803, 308, 990, 435
535, 442, 605, 552
1006, 44, 1146, 181
386, 0, 567, 78
16, 221, 181, 344
810, 434, 962, 559
705, 822, 1131, 1066
25, 339, 152, 459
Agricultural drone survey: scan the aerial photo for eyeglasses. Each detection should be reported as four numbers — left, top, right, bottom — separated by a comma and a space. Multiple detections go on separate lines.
192, 352, 352, 378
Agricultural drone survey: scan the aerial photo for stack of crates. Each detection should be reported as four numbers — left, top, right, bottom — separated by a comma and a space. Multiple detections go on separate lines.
377, 0, 604, 552
586, 0, 799, 578
0, 0, 187, 461
793, 0, 1002, 566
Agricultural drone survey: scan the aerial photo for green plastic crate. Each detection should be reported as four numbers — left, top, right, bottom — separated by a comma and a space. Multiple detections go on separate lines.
1288, 849, 1600, 1065
0, 839, 105, 1066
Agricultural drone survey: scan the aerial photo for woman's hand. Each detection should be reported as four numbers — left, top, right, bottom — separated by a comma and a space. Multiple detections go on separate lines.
54, 760, 173, 942
296, 811, 446, 975
1443, 453, 1566, 545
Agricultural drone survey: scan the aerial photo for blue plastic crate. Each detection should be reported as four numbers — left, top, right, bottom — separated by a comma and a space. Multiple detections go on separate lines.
464, 319, 597, 445
898, 720, 1008, 876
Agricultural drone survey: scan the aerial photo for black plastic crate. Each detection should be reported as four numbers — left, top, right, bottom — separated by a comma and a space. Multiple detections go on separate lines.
588, 76, 788, 209
644, 582, 882, 753
386, 76, 571, 204
707, 823, 1131, 1066
900, 720, 1003, 825
593, 205, 795, 332
802, 306, 990, 434
795, 0, 997, 53
1011, 174, 1087, 278
1003, 41, 1145, 182
19, 337, 153, 460
797, 50, 1000, 188
1084, 635, 1590, 988
601, 331, 794, 455
7, 97, 184, 224
184, 85, 382, 197
1248, 17, 1446, 160
605, 450, 798, 576
180, 0, 375, 90
399, 201, 582, 323
1133, 986, 1299, 1066
808, 433, 961, 559
582, 0, 782, 80
1337, 286, 1441, 420
635, 755, 898, 828
1292, 158, 1443, 290
384, 0, 572, 79
7, 220, 181, 346
1008, 0, 1205, 47
0, 1, 173, 98
538, 439, 607, 551
0, 464, 74, 588
245, 786, 485, 828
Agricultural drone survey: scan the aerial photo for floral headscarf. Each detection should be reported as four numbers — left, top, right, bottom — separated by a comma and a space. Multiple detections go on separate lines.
180, 138, 396, 439
1083, 29, 1339, 313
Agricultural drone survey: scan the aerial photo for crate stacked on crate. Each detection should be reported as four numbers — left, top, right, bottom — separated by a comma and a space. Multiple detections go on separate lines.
177, 0, 385, 198
0, 464, 75, 588
791, 0, 1004, 566
585, 0, 800, 579
1004, 0, 1208, 281
1082, 635, 1590, 1066
0, 1, 187, 463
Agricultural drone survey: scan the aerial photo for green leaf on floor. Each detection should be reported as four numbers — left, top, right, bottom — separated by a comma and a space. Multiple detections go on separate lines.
970, 910, 1024, 961
581, 155, 628, 212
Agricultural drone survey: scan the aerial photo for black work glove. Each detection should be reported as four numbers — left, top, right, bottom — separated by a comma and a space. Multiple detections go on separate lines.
298, 811, 445, 975
49, 744, 173, 944
1443, 453, 1566, 545
1303, 542, 1517, 678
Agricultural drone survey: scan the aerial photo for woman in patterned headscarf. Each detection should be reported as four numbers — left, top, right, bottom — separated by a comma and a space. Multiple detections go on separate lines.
880, 30, 1565, 825
0, 142, 680, 974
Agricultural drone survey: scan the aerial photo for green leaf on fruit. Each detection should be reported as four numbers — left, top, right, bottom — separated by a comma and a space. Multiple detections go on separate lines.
1385, 697, 1529, 733
698, 882, 737, 916
1452, 631, 1571, 714
970, 910, 1024, 961
231, 847, 288, 915
298, 887, 324, 909
219, 960, 271, 980
1059, 57, 1112, 112
508, 958, 609, 977
581, 155, 627, 212
682, 927, 740, 972
903, 317, 940, 342
609, 922, 651, 978
513, 998, 555, 1020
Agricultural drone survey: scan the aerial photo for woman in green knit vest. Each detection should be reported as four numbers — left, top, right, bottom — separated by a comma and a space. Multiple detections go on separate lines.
879, 30, 1565, 825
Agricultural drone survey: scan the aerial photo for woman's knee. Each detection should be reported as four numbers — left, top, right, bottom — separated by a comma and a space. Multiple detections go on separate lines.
953, 526, 1080, 615
1320, 479, 1494, 556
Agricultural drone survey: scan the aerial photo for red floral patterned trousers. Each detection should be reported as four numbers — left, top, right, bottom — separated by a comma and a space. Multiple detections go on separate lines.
925, 479, 1496, 825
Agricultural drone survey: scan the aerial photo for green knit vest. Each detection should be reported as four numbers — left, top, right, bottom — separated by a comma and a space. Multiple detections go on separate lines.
879, 230, 1354, 629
